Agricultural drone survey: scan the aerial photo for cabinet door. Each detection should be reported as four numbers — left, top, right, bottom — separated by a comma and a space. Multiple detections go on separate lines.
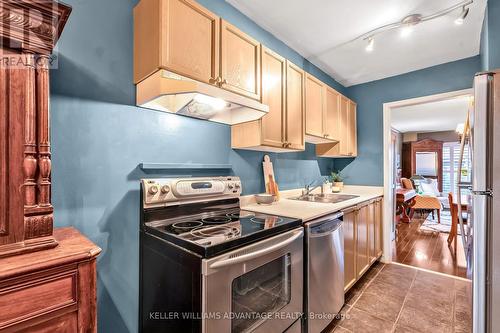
285, 61, 305, 150
0, 56, 27, 247
374, 198, 383, 258
348, 100, 357, 156
220, 20, 261, 100
161, 0, 220, 84
367, 201, 377, 264
356, 203, 369, 278
339, 96, 350, 156
343, 208, 357, 292
260, 47, 286, 148
325, 87, 341, 141
305, 74, 324, 138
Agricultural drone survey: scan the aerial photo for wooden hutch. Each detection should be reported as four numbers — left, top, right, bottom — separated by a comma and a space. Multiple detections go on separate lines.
402, 139, 444, 192
0, 1, 101, 331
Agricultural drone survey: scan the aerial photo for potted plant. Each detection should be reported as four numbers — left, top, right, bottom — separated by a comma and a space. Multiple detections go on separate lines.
330, 171, 345, 191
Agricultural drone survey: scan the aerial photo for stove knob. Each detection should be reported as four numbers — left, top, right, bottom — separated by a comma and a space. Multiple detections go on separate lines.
227, 183, 234, 190
235, 183, 241, 189
148, 185, 159, 195
161, 185, 170, 194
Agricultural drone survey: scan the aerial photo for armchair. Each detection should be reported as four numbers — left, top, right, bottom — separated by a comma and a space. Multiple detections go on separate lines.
401, 178, 443, 223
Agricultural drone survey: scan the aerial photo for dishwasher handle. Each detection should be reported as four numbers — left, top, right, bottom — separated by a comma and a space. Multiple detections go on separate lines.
308, 217, 343, 238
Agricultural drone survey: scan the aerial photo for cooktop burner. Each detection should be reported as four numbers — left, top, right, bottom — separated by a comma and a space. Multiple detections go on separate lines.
250, 216, 283, 225
145, 209, 301, 257
201, 216, 232, 224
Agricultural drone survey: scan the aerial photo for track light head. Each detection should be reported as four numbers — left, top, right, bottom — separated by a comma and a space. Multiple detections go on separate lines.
455, 6, 469, 25
365, 37, 374, 52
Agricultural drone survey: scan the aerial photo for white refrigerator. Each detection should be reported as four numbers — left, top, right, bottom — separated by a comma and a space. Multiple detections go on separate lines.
464, 71, 500, 333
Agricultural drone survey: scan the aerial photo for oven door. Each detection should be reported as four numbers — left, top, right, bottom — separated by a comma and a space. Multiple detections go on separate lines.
202, 228, 303, 333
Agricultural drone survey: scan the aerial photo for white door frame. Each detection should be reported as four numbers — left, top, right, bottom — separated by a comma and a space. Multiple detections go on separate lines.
381, 88, 473, 263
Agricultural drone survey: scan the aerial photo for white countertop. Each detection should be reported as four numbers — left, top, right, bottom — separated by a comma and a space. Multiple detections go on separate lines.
240, 185, 383, 222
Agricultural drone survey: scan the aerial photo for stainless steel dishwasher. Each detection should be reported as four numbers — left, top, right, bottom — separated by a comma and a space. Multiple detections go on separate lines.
304, 212, 344, 333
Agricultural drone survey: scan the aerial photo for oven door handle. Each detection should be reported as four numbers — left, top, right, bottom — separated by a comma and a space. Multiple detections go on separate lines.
209, 229, 302, 269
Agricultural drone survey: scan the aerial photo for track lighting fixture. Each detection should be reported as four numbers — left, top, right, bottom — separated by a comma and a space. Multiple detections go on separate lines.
330, 0, 473, 53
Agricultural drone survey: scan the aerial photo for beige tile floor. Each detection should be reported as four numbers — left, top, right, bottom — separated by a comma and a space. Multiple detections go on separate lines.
327, 262, 472, 333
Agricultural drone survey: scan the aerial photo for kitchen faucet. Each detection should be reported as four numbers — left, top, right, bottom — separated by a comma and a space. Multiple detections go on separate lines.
302, 179, 324, 197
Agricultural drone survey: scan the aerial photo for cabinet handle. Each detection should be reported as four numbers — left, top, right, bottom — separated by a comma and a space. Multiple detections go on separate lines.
286, 143, 292, 148
221, 78, 228, 85
209, 77, 217, 84
282, 142, 287, 148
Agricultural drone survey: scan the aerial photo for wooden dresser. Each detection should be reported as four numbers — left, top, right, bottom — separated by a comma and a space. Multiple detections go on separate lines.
0, 1, 101, 331
0, 228, 101, 332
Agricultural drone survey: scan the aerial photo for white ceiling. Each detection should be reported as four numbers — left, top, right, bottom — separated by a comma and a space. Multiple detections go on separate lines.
226, 0, 487, 86
391, 95, 471, 133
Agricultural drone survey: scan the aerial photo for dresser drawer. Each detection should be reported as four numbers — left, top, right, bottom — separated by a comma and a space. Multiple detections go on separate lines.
0, 271, 77, 328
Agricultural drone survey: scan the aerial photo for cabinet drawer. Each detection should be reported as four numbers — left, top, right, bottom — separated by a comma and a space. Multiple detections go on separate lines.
0, 271, 77, 328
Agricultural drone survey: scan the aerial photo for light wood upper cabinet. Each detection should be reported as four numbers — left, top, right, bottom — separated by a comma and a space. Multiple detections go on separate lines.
231, 48, 305, 152
134, 0, 220, 84
348, 100, 358, 156
339, 96, 350, 155
134, 0, 261, 101
305, 75, 341, 144
305, 74, 325, 139
285, 61, 305, 150
316, 95, 357, 157
325, 87, 341, 141
220, 20, 261, 100
260, 47, 286, 148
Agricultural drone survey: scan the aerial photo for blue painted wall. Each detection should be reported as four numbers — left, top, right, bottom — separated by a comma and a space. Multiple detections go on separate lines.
334, 56, 481, 186
480, 0, 500, 70
50, 0, 339, 332
488, 0, 500, 69
480, 5, 489, 71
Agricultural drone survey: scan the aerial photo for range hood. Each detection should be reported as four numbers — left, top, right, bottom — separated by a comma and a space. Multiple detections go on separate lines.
136, 70, 269, 125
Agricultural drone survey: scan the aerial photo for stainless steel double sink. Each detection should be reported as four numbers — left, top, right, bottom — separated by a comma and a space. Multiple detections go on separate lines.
290, 193, 360, 203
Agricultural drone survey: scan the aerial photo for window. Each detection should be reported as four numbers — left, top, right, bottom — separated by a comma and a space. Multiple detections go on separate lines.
416, 152, 438, 176
443, 142, 471, 195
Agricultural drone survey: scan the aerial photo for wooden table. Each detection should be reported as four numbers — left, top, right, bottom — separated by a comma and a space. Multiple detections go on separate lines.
396, 188, 417, 223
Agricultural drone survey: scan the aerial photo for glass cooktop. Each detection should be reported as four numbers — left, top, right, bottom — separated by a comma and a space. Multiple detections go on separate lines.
145, 210, 301, 258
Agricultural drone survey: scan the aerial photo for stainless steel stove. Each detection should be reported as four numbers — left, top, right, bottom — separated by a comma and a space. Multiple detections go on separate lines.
140, 177, 303, 333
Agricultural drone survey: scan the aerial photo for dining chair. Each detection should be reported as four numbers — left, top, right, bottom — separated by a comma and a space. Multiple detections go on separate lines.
447, 192, 467, 249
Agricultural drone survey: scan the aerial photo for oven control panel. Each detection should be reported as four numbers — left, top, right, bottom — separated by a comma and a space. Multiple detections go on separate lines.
142, 177, 242, 208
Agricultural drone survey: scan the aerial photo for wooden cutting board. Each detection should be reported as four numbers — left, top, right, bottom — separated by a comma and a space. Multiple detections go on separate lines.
263, 155, 280, 200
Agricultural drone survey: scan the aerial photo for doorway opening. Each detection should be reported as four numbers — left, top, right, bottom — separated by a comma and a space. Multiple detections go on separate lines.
382, 89, 473, 279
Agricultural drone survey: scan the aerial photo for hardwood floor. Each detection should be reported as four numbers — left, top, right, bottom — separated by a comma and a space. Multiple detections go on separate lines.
327, 263, 472, 333
392, 212, 469, 279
